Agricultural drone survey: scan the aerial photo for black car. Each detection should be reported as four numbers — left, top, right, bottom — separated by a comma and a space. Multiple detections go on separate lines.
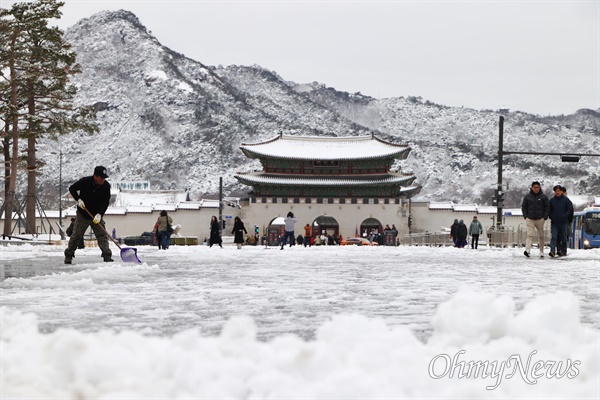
123, 231, 157, 246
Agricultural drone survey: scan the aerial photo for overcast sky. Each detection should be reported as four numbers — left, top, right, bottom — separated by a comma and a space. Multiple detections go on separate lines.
3, 0, 599, 116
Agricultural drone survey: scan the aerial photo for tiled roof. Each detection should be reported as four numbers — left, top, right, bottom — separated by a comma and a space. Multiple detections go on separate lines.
241, 134, 410, 160
235, 172, 415, 186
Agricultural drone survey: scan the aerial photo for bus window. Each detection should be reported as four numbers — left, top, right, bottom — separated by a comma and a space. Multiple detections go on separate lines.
585, 215, 600, 235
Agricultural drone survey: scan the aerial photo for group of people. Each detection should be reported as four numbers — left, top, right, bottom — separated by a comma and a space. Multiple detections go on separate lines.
521, 181, 573, 258
450, 217, 483, 249
204, 215, 247, 250
64, 167, 576, 262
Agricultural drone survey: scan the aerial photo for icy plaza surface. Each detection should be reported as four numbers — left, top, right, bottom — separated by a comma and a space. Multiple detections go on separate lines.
1, 244, 599, 398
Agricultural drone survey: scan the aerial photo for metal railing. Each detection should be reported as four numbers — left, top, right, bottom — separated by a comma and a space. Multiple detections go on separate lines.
403, 226, 551, 248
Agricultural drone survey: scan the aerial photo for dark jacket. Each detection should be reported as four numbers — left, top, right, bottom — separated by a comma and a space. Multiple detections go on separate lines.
521, 190, 550, 220
210, 219, 222, 245
69, 176, 111, 219
450, 221, 459, 238
457, 222, 468, 240
549, 195, 574, 224
231, 219, 247, 244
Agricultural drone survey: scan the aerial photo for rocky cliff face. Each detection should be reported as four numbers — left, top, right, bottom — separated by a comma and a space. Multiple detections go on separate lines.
35, 10, 600, 207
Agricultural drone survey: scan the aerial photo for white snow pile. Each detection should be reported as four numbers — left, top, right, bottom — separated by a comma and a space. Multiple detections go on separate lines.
1, 290, 598, 399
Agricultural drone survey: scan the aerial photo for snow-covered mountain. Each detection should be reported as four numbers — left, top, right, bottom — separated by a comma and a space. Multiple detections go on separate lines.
36, 10, 600, 207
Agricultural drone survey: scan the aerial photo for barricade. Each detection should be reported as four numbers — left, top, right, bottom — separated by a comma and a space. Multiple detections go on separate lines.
404, 232, 454, 247
384, 231, 397, 246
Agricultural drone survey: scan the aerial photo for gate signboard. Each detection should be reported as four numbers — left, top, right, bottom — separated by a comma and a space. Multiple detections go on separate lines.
384, 231, 396, 246
267, 229, 280, 246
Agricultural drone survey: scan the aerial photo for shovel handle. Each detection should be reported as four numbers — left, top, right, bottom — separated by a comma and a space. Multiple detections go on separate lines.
82, 207, 122, 250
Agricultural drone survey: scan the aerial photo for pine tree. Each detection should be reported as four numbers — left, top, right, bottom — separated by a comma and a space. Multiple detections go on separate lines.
0, 0, 97, 236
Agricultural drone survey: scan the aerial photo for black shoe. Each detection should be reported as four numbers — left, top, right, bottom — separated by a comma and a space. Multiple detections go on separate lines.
64, 256, 73, 264
103, 257, 114, 262
548, 251, 555, 258
524, 251, 530, 258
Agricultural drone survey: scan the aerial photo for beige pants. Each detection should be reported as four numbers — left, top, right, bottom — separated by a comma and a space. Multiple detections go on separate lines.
525, 218, 545, 253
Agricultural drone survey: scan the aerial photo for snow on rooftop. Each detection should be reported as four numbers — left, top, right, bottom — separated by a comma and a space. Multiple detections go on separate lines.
114, 190, 187, 207
200, 199, 220, 208
428, 203, 523, 216
429, 202, 454, 210
241, 135, 409, 160
125, 205, 154, 214
153, 204, 177, 212
236, 173, 413, 186
176, 202, 202, 210
452, 204, 478, 212
105, 207, 127, 215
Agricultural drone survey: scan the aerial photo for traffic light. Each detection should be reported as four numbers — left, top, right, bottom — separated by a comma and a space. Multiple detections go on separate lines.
408, 216, 412, 227
493, 189, 504, 207
254, 225, 260, 234
221, 220, 226, 229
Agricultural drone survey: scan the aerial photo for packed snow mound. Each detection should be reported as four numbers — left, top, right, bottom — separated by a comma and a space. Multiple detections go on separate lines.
2, 290, 598, 398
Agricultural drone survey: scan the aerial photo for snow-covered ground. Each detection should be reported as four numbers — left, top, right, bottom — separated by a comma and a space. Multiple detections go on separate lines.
1, 243, 598, 398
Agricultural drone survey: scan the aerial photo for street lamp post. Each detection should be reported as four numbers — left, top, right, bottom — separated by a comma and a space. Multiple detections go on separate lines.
496, 116, 504, 228
58, 150, 65, 240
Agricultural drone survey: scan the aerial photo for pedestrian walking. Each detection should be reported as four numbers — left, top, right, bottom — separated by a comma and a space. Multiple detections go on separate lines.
450, 219, 460, 247
521, 181, 550, 258
456, 220, 468, 248
231, 216, 248, 250
549, 185, 574, 257
156, 210, 174, 250
468, 216, 483, 249
209, 215, 223, 248
64, 166, 112, 264
562, 186, 574, 254
391, 224, 399, 246
280, 212, 298, 250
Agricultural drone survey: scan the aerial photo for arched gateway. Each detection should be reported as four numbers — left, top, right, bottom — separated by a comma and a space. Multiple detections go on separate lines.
234, 134, 421, 241
360, 218, 383, 237
312, 215, 339, 237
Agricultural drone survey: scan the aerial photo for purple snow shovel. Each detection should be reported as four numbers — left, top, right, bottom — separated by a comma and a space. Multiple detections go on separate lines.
84, 208, 142, 263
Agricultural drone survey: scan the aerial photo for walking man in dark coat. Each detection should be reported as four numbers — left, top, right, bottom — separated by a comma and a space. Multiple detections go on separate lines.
64, 166, 112, 264
521, 181, 550, 258
549, 185, 574, 257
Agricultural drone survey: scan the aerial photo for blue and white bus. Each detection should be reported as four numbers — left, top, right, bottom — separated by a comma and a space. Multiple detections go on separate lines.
570, 207, 600, 249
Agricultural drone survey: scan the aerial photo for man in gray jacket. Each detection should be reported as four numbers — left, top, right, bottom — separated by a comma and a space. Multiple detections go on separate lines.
468, 216, 483, 249
521, 181, 550, 258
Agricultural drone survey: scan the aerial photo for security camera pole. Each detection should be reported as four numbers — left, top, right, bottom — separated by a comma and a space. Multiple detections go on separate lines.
496, 116, 504, 228
219, 177, 223, 235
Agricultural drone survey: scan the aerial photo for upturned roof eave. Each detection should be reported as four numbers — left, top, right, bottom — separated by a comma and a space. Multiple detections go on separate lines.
234, 174, 416, 187
240, 147, 411, 161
